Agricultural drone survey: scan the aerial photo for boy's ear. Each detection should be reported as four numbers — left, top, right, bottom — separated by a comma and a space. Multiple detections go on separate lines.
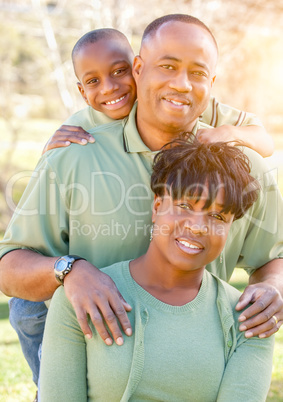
132, 55, 144, 82
152, 195, 162, 223
77, 82, 89, 105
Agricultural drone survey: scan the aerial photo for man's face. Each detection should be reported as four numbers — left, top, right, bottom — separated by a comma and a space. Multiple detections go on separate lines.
75, 40, 136, 120
133, 22, 217, 134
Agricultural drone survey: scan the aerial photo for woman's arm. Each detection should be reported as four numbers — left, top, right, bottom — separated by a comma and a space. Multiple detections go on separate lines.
216, 334, 274, 401
40, 287, 88, 402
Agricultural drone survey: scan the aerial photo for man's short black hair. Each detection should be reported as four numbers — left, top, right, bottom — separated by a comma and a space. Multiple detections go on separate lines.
151, 134, 260, 220
142, 14, 218, 52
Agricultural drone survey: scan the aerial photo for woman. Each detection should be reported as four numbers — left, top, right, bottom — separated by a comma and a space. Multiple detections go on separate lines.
40, 136, 274, 401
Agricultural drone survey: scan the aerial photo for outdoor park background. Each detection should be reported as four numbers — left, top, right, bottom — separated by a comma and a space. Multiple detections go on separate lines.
0, 0, 282, 400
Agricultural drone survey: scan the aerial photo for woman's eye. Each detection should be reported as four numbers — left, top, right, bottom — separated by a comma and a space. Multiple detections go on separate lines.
210, 213, 224, 221
178, 203, 191, 210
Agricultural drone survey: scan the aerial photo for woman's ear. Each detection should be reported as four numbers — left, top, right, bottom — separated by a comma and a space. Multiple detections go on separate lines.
77, 82, 89, 105
152, 195, 162, 223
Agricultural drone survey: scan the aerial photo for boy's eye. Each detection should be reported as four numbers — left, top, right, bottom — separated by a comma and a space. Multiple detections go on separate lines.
113, 67, 127, 76
87, 78, 99, 84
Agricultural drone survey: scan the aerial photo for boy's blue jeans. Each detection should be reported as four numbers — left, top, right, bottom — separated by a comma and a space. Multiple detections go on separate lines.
9, 297, 47, 386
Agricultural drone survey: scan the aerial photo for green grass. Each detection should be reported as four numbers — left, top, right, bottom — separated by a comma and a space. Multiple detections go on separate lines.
0, 293, 37, 402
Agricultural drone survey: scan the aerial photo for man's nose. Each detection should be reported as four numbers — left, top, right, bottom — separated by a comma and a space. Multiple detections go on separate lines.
169, 70, 192, 92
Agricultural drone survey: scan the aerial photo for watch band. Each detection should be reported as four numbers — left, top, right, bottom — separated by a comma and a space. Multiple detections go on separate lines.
54, 255, 86, 285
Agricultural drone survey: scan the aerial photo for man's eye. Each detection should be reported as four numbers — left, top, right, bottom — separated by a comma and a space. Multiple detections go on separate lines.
192, 71, 207, 77
161, 65, 174, 70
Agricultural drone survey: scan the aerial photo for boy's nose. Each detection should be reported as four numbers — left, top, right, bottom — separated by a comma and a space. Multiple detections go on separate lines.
100, 78, 119, 95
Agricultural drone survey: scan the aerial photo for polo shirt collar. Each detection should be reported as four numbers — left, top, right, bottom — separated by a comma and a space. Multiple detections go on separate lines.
123, 102, 201, 153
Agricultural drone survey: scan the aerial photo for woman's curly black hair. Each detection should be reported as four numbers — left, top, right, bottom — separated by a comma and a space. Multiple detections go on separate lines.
151, 134, 260, 220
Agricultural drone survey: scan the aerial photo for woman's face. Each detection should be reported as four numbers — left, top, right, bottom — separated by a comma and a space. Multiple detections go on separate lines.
151, 186, 234, 272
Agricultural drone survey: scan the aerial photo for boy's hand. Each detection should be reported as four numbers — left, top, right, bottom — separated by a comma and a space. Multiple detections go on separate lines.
42, 125, 95, 154
196, 125, 237, 144
64, 259, 132, 346
236, 283, 283, 338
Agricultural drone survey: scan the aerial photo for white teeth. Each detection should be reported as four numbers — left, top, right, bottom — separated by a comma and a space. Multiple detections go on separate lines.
170, 100, 183, 106
178, 240, 200, 249
105, 95, 125, 105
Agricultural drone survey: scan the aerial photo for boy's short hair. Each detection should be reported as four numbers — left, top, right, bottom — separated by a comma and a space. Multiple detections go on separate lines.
72, 28, 133, 72
151, 134, 260, 220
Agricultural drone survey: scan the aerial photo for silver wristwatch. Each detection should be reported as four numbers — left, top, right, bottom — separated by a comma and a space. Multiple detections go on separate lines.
54, 255, 85, 285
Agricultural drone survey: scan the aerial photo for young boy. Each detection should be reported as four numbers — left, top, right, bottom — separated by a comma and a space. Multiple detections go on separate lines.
10, 27, 274, 394
43, 28, 273, 157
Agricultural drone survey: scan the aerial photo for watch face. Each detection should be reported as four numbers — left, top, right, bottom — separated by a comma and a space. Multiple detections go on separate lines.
56, 259, 67, 273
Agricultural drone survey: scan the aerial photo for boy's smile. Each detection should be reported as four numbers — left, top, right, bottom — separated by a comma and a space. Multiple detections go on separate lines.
74, 39, 136, 120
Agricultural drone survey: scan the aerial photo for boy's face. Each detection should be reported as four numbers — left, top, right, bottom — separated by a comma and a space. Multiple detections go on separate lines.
75, 39, 136, 120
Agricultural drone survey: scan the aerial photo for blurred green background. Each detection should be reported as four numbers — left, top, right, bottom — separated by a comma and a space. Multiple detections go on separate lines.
0, 0, 282, 400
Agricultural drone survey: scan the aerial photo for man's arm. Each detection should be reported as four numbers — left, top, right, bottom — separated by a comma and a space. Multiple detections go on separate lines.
196, 125, 274, 157
0, 149, 132, 345
236, 259, 283, 338
0, 249, 132, 345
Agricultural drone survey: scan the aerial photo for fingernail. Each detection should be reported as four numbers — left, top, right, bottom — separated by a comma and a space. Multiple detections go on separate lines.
245, 331, 253, 338
238, 315, 246, 322
105, 337, 113, 346
125, 328, 132, 336
239, 325, 247, 331
259, 333, 266, 338
81, 139, 88, 144
65, 141, 71, 145
86, 334, 92, 339
116, 337, 123, 346
89, 137, 95, 143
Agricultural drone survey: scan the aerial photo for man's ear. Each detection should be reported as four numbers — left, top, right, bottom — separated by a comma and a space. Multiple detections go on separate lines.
77, 82, 89, 105
132, 55, 144, 83
211, 75, 216, 88
152, 195, 162, 223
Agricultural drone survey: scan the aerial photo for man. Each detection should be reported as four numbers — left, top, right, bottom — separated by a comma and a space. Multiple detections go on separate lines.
0, 13, 282, 358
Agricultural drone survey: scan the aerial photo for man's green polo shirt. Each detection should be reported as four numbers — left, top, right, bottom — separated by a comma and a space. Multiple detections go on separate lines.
0, 104, 282, 279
